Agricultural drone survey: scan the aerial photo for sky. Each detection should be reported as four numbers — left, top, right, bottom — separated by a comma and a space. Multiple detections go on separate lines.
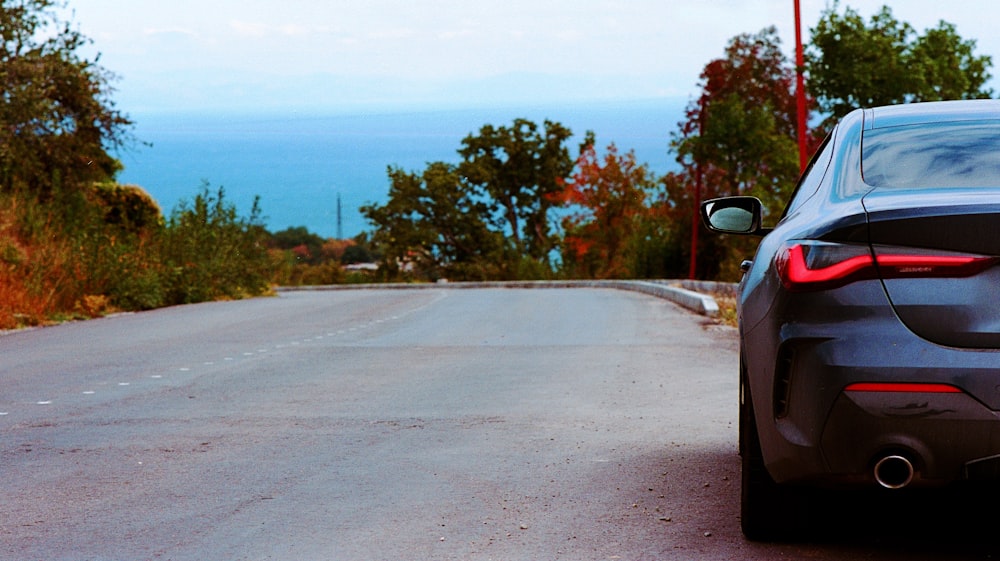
62, 0, 1000, 116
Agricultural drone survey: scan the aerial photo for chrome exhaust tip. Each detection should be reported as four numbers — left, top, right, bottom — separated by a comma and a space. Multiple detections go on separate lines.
874, 454, 915, 489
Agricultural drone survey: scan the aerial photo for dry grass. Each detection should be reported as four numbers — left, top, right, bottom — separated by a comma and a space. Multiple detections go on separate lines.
713, 293, 738, 328
0, 214, 78, 329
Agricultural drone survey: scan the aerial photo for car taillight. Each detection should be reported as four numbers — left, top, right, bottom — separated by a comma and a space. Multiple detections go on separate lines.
775, 241, 997, 291
844, 382, 962, 393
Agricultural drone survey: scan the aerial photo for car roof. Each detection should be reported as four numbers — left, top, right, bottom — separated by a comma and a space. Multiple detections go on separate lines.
864, 99, 1000, 130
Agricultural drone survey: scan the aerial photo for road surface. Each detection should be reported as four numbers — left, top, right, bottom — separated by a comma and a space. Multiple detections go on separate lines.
1, 288, 996, 560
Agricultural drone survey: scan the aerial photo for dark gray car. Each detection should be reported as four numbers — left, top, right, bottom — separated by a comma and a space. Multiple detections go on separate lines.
702, 99, 1000, 540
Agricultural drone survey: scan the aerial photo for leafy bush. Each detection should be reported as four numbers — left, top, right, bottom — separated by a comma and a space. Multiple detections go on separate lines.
160, 183, 271, 304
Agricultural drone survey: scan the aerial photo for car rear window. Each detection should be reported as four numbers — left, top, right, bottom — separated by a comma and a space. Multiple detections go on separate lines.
862, 121, 1000, 188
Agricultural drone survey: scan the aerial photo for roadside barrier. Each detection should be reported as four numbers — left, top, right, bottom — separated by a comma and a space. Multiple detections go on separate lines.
276, 280, 736, 318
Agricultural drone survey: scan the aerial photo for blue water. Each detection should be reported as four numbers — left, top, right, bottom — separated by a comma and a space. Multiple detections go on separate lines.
115, 99, 687, 239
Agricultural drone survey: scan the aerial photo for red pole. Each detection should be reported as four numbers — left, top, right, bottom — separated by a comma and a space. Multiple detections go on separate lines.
689, 157, 701, 280
689, 104, 703, 280
794, 0, 809, 172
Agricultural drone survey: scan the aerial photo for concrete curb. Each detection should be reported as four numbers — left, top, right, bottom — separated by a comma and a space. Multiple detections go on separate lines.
612, 281, 720, 317
277, 279, 729, 318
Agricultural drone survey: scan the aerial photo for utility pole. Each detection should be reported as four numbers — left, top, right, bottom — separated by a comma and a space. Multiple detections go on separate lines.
336, 193, 343, 240
689, 102, 704, 281
794, 0, 809, 173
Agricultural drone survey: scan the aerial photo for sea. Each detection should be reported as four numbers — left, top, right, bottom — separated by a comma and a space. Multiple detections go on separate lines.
115, 98, 688, 240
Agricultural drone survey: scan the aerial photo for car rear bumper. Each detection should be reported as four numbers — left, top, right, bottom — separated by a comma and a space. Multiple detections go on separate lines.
748, 292, 1000, 487
821, 389, 1000, 485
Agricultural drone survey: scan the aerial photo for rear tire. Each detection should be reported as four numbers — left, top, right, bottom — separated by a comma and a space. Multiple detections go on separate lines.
740, 366, 807, 541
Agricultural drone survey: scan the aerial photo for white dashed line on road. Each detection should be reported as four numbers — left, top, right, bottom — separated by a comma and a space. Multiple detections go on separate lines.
2, 298, 439, 423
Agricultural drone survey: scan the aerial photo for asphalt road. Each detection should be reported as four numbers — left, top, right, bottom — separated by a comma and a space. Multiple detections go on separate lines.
2, 288, 998, 560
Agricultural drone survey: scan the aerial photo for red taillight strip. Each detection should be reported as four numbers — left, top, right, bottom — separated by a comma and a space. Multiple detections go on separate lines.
779, 242, 997, 291
876, 254, 992, 276
782, 244, 873, 286
844, 382, 962, 393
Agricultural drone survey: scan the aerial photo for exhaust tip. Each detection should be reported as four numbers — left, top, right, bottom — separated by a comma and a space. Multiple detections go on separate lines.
874, 454, 915, 489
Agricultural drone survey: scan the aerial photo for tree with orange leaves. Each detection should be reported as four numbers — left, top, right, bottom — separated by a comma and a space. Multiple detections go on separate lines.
552, 140, 659, 279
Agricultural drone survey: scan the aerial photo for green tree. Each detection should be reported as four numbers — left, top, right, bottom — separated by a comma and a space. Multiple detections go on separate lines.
457, 119, 574, 270
0, 0, 132, 201
361, 162, 504, 281
910, 21, 993, 102
363, 118, 574, 281
807, 4, 992, 127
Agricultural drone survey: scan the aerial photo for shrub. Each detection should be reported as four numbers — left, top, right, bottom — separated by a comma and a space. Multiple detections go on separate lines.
160, 183, 271, 304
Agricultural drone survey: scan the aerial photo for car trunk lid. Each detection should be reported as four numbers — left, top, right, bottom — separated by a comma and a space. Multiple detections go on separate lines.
862, 189, 1000, 349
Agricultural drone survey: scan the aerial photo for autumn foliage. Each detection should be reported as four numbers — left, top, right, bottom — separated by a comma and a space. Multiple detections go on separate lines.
552, 143, 659, 279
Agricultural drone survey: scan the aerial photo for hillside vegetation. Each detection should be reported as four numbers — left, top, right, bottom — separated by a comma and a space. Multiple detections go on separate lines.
0, 183, 273, 329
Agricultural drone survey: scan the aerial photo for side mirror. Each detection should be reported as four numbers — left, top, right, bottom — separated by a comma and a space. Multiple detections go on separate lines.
700, 197, 765, 235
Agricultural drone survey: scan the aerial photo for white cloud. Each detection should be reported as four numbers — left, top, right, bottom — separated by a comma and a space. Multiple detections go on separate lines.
141, 27, 198, 39
366, 28, 420, 41
229, 20, 270, 38
230, 20, 322, 38
277, 24, 313, 37
438, 29, 474, 40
